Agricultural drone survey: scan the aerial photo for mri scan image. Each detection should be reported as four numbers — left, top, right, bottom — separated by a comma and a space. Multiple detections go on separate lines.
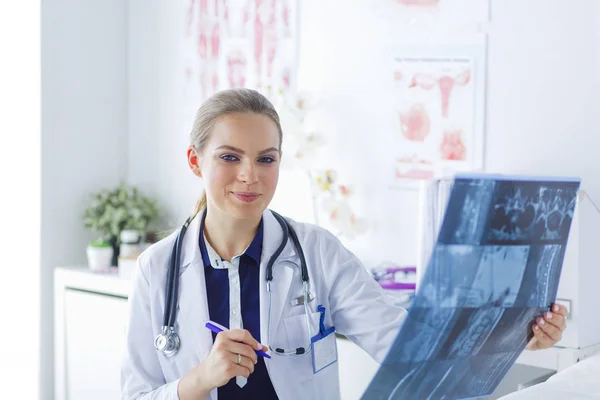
363, 174, 580, 400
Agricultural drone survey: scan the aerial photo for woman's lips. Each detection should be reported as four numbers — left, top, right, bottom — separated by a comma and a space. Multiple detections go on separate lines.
232, 192, 261, 203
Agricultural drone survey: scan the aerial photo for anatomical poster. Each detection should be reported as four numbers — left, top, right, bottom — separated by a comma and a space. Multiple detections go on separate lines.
362, 174, 580, 400
182, 0, 299, 107
389, 51, 485, 188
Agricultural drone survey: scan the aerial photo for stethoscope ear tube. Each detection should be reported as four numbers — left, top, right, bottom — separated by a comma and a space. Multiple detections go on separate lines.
158, 217, 191, 356
286, 221, 309, 283
163, 232, 179, 327
270, 211, 308, 283
267, 211, 291, 282
168, 217, 191, 328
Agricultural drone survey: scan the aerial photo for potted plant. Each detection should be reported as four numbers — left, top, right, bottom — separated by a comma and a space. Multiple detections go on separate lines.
83, 182, 160, 268
86, 239, 114, 272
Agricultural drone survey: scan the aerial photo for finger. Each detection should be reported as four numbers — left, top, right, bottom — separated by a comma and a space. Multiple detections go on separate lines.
224, 329, 262, 350
551, 303, 568, 318
226, 341, 258, 366
213, 333, 256, 364
231, 352, 255, 375
216, 350, 253, 379
537, 317, 562, 343
214, 330, 258, 351
214, 335, 257, 366
544, 311, 566, 332
224, 362, 251, 380
532, 324, 553, 349
535, 325, 554, 350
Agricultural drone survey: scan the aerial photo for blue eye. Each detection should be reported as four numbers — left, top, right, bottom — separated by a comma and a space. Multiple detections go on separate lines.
221, 154, 239, 162
258, 157, 276, 164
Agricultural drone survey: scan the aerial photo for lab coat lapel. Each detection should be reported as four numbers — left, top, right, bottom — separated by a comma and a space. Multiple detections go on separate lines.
259, 210, 297, 353
177, 215, 213, 361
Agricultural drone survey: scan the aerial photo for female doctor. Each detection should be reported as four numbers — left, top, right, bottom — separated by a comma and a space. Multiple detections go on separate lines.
121, 89, 568, 400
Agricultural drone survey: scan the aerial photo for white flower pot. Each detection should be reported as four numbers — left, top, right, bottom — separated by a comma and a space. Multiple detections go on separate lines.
119, 243, 140, 258
86, 245, 114, 272
120, 229, 141, 244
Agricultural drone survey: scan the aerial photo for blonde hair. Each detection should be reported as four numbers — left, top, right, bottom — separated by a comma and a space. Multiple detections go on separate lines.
190, 88, 283, 217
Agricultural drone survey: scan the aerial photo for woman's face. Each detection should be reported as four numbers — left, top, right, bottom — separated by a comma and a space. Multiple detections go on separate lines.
193, 112, 281, 221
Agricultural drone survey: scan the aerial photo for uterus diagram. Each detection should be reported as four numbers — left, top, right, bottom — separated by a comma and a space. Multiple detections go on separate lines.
409, 69, 471, 118
398, 103, 431, 142
440, 128, 467, 161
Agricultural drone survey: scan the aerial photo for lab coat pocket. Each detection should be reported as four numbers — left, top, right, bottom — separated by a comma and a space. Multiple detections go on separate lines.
282, 312, 321, 377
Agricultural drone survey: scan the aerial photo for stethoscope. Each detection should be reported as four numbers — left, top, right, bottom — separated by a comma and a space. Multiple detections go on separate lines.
154, 210, 314, 358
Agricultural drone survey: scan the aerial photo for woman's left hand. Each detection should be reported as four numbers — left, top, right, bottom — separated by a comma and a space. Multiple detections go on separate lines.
526, 303, 568, 351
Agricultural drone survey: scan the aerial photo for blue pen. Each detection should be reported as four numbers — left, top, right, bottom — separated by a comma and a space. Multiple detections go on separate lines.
205, 320, 271, 359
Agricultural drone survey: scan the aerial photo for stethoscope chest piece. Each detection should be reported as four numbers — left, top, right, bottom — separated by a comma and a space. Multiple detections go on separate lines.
154, 327, 180, 357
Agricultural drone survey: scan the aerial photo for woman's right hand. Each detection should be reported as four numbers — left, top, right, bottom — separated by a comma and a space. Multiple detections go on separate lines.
178, 329, 266, 399
201, 329, 263, 386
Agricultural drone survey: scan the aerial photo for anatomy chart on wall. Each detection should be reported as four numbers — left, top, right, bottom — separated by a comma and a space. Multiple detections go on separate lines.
182, 0, 299, 109
387, 42, 486, 189
363, 174, 580, 400
392, 57, 474, 183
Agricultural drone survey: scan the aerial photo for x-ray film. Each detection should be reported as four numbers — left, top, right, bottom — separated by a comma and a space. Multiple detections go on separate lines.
363, 174, 580, 400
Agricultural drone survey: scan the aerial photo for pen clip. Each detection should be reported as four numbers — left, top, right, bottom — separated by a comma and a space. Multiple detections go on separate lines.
290, 293, 314, 306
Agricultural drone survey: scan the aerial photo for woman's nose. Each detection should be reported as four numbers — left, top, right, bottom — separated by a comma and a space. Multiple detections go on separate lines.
237, 162, 258, 184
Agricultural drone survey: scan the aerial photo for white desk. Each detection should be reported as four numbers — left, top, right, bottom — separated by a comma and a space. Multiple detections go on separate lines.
499, 352, 600, 400
54, 266, 130, 400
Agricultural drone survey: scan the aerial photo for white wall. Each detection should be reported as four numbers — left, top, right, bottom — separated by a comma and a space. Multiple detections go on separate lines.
0, 3, 41, 398
42, 0, 128, 397
127, 0, 600, 267
486, 1, 600, 190
484, 3, 600, 351
126, 0, 426, 261
128, 0, 200, 229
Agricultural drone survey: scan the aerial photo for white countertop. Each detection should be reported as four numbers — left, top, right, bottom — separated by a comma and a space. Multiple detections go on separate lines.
54, 265, 132, 298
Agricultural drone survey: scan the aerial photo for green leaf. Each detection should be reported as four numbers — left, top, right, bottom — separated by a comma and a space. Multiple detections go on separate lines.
89, 239, 111, 248
82, 183, 161, 241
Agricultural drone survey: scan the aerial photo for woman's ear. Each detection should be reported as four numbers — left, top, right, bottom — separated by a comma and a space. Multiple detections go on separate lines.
187, 146, 202, 177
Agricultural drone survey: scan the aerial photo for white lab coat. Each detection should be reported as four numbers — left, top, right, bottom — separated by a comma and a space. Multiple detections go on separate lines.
121, 209, 407, 400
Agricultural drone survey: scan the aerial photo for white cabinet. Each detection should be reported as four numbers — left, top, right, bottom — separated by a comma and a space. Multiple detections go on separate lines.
554, 194, 600, 350
64, 289, 128, 399
55, 266, 131, 400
